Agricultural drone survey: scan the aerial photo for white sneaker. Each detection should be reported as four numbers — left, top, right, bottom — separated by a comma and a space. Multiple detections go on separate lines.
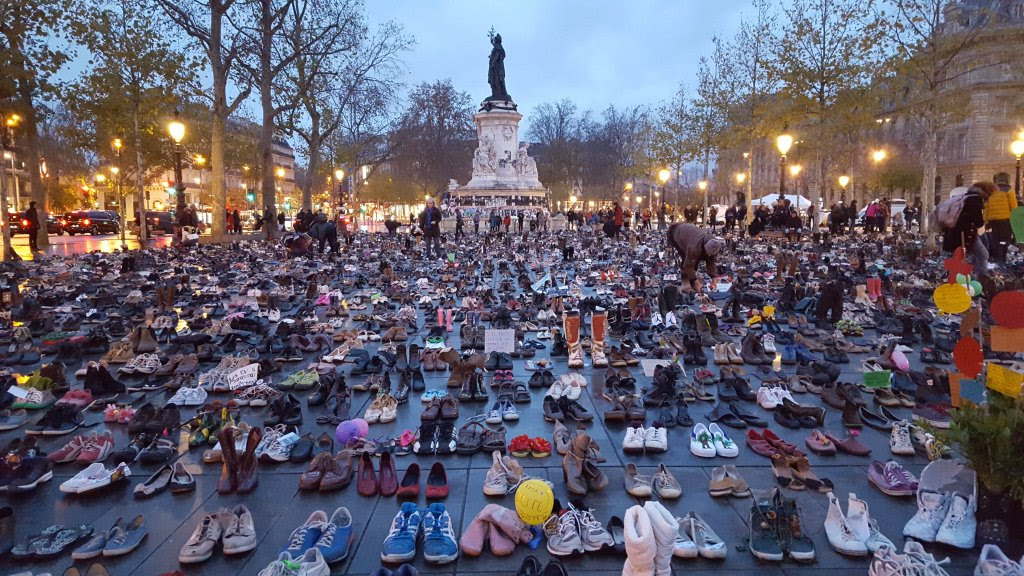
672, 521, 699, 558
574, 507, 615, 552
268, 308, 281, 322
681, 512, 727, 559
537, 329, 553, 340
903, 490, 950, 542
847, 493, 894, 553
762, 333, 777, 353
934, 492, 976, 549
483, 451, 508, 496
296, 547, 330, 576
708, 423, 738, 457
623, 425, 646, 453
167, 386, 208, 407
689, 423, 717, 458
757, 386, 784, 410
975, 544, 1023, 576
665, 311, 678, 329
651, 312, 664, 328
643, 425, 668, 453
544, 510, 584, 556
825, 492, 869, 556
890, 420, 915, 455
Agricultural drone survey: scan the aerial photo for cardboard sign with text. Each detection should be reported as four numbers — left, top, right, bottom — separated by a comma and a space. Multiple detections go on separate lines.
986, 362, 1024, 398
484, 329, 515, 354
227, 363, 260, 390
863, 370, 892, 389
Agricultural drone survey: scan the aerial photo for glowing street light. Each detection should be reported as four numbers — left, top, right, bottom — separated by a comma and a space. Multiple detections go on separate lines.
194, 154, 206, 167
777, 125, 793, 195
657, 169, 671, 184
697, 180, 708, 192
790, 165, 802, 177
1011, 132, 1024, 195
735, 173, 746, 185
167, 111, 186, 212
838, 175, 850, 203
871, 149, 888, 164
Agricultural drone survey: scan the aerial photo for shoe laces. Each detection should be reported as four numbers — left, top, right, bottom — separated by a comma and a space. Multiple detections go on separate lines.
892, 423, 912, 446
317, 522, 337, 547
288, 524, 315, 550
575, 508, 607, 540
904, 550, 951, 576
883, 461, 913, 486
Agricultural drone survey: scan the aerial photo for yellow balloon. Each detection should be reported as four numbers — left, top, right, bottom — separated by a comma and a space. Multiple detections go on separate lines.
514, 479, 554, 525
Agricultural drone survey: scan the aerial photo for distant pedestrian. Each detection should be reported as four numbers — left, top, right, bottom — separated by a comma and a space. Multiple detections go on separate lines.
24, 201, 40, 252
232, 210, 242, 235
421, 197, 443, 259
987, 172, 1018, 262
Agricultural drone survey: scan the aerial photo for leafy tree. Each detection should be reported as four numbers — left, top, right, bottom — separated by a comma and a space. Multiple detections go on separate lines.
1, 0, 75, 256
527, 99, 592, 198
66, 0, 196, 241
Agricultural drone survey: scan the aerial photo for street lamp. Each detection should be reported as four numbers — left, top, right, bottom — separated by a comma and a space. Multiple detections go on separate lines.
838, 175, 850, 203
777, 126, 793, 196
167, 112, 186, 213
1011, 134, 1024, 196
735, 173, 746, 185
334, 168, 345, 206
275, 166, 286, 213
112, 137, 126, 246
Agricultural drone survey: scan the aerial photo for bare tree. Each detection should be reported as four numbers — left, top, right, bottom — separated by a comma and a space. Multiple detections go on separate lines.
527, 99, 592, 197
155, 0, 252, 241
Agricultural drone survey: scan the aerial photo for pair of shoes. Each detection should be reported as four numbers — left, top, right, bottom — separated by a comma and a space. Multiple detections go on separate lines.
71, 516, 147, 559
507, 435, 551, 458
689, 423, 738, 457
460, 503, 534, 557
133, 461, 193, 496
622, 423, 668, 453
267, 508, 351, 567
624, 463, 681, 499
621, 501, 679, 574
562, 431, 607, 496
299, 451, 353, 492
217, 426, 260, 494
708, 465, 751, 497
748, 487, 815, 562
904, 488, 976, 549
59, 462, 131, 494
868, 541, 951, 576
381, 502, 458, 564
395, 461, 449, 499
825, 492, 893, 556
516, 555, 569, 576
482, 451, 524, 496
358, 452, 398, 496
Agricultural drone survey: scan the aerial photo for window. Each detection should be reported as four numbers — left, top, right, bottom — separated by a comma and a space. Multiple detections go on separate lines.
958, 133, 967, 160
1013, 2, 1024, 19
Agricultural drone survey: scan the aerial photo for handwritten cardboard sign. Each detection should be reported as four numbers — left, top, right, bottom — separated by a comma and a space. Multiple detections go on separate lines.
949, 372, 985, 407
863, 370, 892, 389
986, 362, 1024, 398
1010, 206, 1024, 243
484, 329, 515, 354
227, 363, 260, 390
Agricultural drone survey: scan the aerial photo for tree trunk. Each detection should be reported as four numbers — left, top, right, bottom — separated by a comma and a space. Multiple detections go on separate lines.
303, 127, 321, 211
207, 6, 228, 243
745, 149, 753, 224
17, 84, 48, 249
132, 94, 148, 244
921, 116, 938, 244
0, 154, 12, 260
258, 0, 277, 217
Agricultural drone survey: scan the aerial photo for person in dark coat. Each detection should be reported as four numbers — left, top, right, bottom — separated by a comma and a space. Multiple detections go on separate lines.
666, 222, 724, 292
943, 182, 992, 278
421, 197, 443, 259
24, 201, 40, 252
307, 211, 339, 255
232, 209, 242, 235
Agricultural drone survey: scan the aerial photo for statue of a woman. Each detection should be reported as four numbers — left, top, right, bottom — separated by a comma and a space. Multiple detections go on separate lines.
487, 34, 510, 101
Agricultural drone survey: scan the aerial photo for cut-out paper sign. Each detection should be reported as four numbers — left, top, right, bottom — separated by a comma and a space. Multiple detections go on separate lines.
1010, 206, 1024, 243
990, 326, 1024, 353
986, 362, 1024, 398
228, 363, 260, 390
953, 337, 984, 379
949, 372, 986, 407
934, 283, 972, 314
943, 247, 973, 284
960, 308, 981, 339
864, 370, 892, 388
991, 291, 1024, 329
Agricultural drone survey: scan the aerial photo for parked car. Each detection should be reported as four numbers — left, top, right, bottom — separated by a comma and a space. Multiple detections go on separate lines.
144, 211, 176, 235
7, 212, 65, 235
65, 210, 120, 235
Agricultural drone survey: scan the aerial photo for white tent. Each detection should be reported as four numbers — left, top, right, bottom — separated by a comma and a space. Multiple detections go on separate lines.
751, 193, 812, 210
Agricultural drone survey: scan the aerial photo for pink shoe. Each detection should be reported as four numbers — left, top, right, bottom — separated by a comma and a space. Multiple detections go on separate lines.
480, 503, 532, 545
488, 521, 516, 556
437, 307, 445, 326
459, 515, 489, 557
445, 308, 454, 333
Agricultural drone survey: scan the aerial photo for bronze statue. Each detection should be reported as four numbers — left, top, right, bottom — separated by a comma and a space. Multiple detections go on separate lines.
487, 33, 510, 101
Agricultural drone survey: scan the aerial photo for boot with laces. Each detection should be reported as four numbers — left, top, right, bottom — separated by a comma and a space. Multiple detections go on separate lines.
563, 311, 583, 369
934, 492, 976, 549
825, 492, 868, 556
847, 493, 894, 553
590, 308, 609, 368
903, 490, 950, 542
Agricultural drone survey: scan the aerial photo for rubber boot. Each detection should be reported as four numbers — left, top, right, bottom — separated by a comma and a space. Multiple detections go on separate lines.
437, 307, 445, 327
445, 308, 454, 333
622, 505, 656, 576
564, 311, 583, 369
479, 503, 533, 545
643, 501, 680, 576
459, 514, 490, 557
591, 308, 609, 368
218, 427, 238, 494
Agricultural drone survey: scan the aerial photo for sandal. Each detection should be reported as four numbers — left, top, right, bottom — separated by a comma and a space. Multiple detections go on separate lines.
788, 456, 833, 493
480, 426, 507, 453
455, 420, 486, 455
771, 454, 805, 490
508, 434, 531, 457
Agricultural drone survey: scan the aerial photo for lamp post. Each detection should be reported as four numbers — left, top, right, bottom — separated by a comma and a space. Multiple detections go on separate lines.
871, 149, 888, 202
0, 113, 20, 261
275, 166, 285, 214
167, 112, 186, 214
697, 180, 708, 225
112, 138, 126, 246
334, 168, 345, 207
1011, 134, 1024, 199
838, 175, 850, 204
777, 126, 793, 197
658, 168, 671, 218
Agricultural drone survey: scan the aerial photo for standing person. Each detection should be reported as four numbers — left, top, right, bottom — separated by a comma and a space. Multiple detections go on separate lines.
943, 182, 993, 279
613, 201, 623, 239
708, 205, 718, 233
455, 209, 465, 240
847, 201, 858, 234
23, 201, 40, 252
724, 206, 736, 232
308, 211, 340, 255
232, 209, 242, 235
878, 201, 889, 233
986, 172, 1018, 262
516, 210, 524, 232
658, 204, 666, 230
502, 212, 511, 234
225, 208, 232, 234
806, 203, 816, 231
421, 196, 443, 259
472, 211, 480, 235
277, 210, 285, 232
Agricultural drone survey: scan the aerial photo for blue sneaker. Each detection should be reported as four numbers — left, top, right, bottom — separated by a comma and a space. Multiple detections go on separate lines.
781, 345, 797, 365
793, 345, 819, 364
381, 502, 421, 563
315, 507, 353, 564
421, 503, 458, 564
102, 514, 147, 556
283, 510, 327, 556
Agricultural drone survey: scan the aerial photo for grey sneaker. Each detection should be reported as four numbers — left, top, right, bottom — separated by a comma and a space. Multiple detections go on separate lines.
543, 510, 584, 556
179, 511, 226, 564
935, 493, 976, 549
0, 409, 28, 431
102, 515, 147, 556
573, 507, 614, 552
903, 490, 950, 542
222, 505, 257, 555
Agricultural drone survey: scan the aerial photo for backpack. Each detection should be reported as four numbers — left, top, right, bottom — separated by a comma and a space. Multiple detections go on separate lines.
936, 194, 970, 229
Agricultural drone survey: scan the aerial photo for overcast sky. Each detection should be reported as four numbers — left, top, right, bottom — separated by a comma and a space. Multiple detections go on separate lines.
364, 0, 752, 124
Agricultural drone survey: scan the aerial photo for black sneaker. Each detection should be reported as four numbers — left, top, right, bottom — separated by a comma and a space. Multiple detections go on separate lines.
4, 457, 53, 494
749, 490, 784, 562
776, 491, 815, 562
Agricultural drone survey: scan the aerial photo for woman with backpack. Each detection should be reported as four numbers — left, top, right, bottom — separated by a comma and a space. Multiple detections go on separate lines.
941, 182, 993, 279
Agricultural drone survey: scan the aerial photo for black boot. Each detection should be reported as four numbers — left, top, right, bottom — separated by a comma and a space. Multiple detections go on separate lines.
0, 506, 13, 556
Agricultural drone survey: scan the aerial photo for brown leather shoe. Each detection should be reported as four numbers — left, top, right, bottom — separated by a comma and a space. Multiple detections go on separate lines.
217, 427, 238, 494
421, 398, 441, 421
319, 452, 353, 491
378, 452, 398, 496
299, 452, 330, 490
603, 400, 626, 423
440, 396, 459, 420
357, 452, 378, 496
235, 426, 261, 494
